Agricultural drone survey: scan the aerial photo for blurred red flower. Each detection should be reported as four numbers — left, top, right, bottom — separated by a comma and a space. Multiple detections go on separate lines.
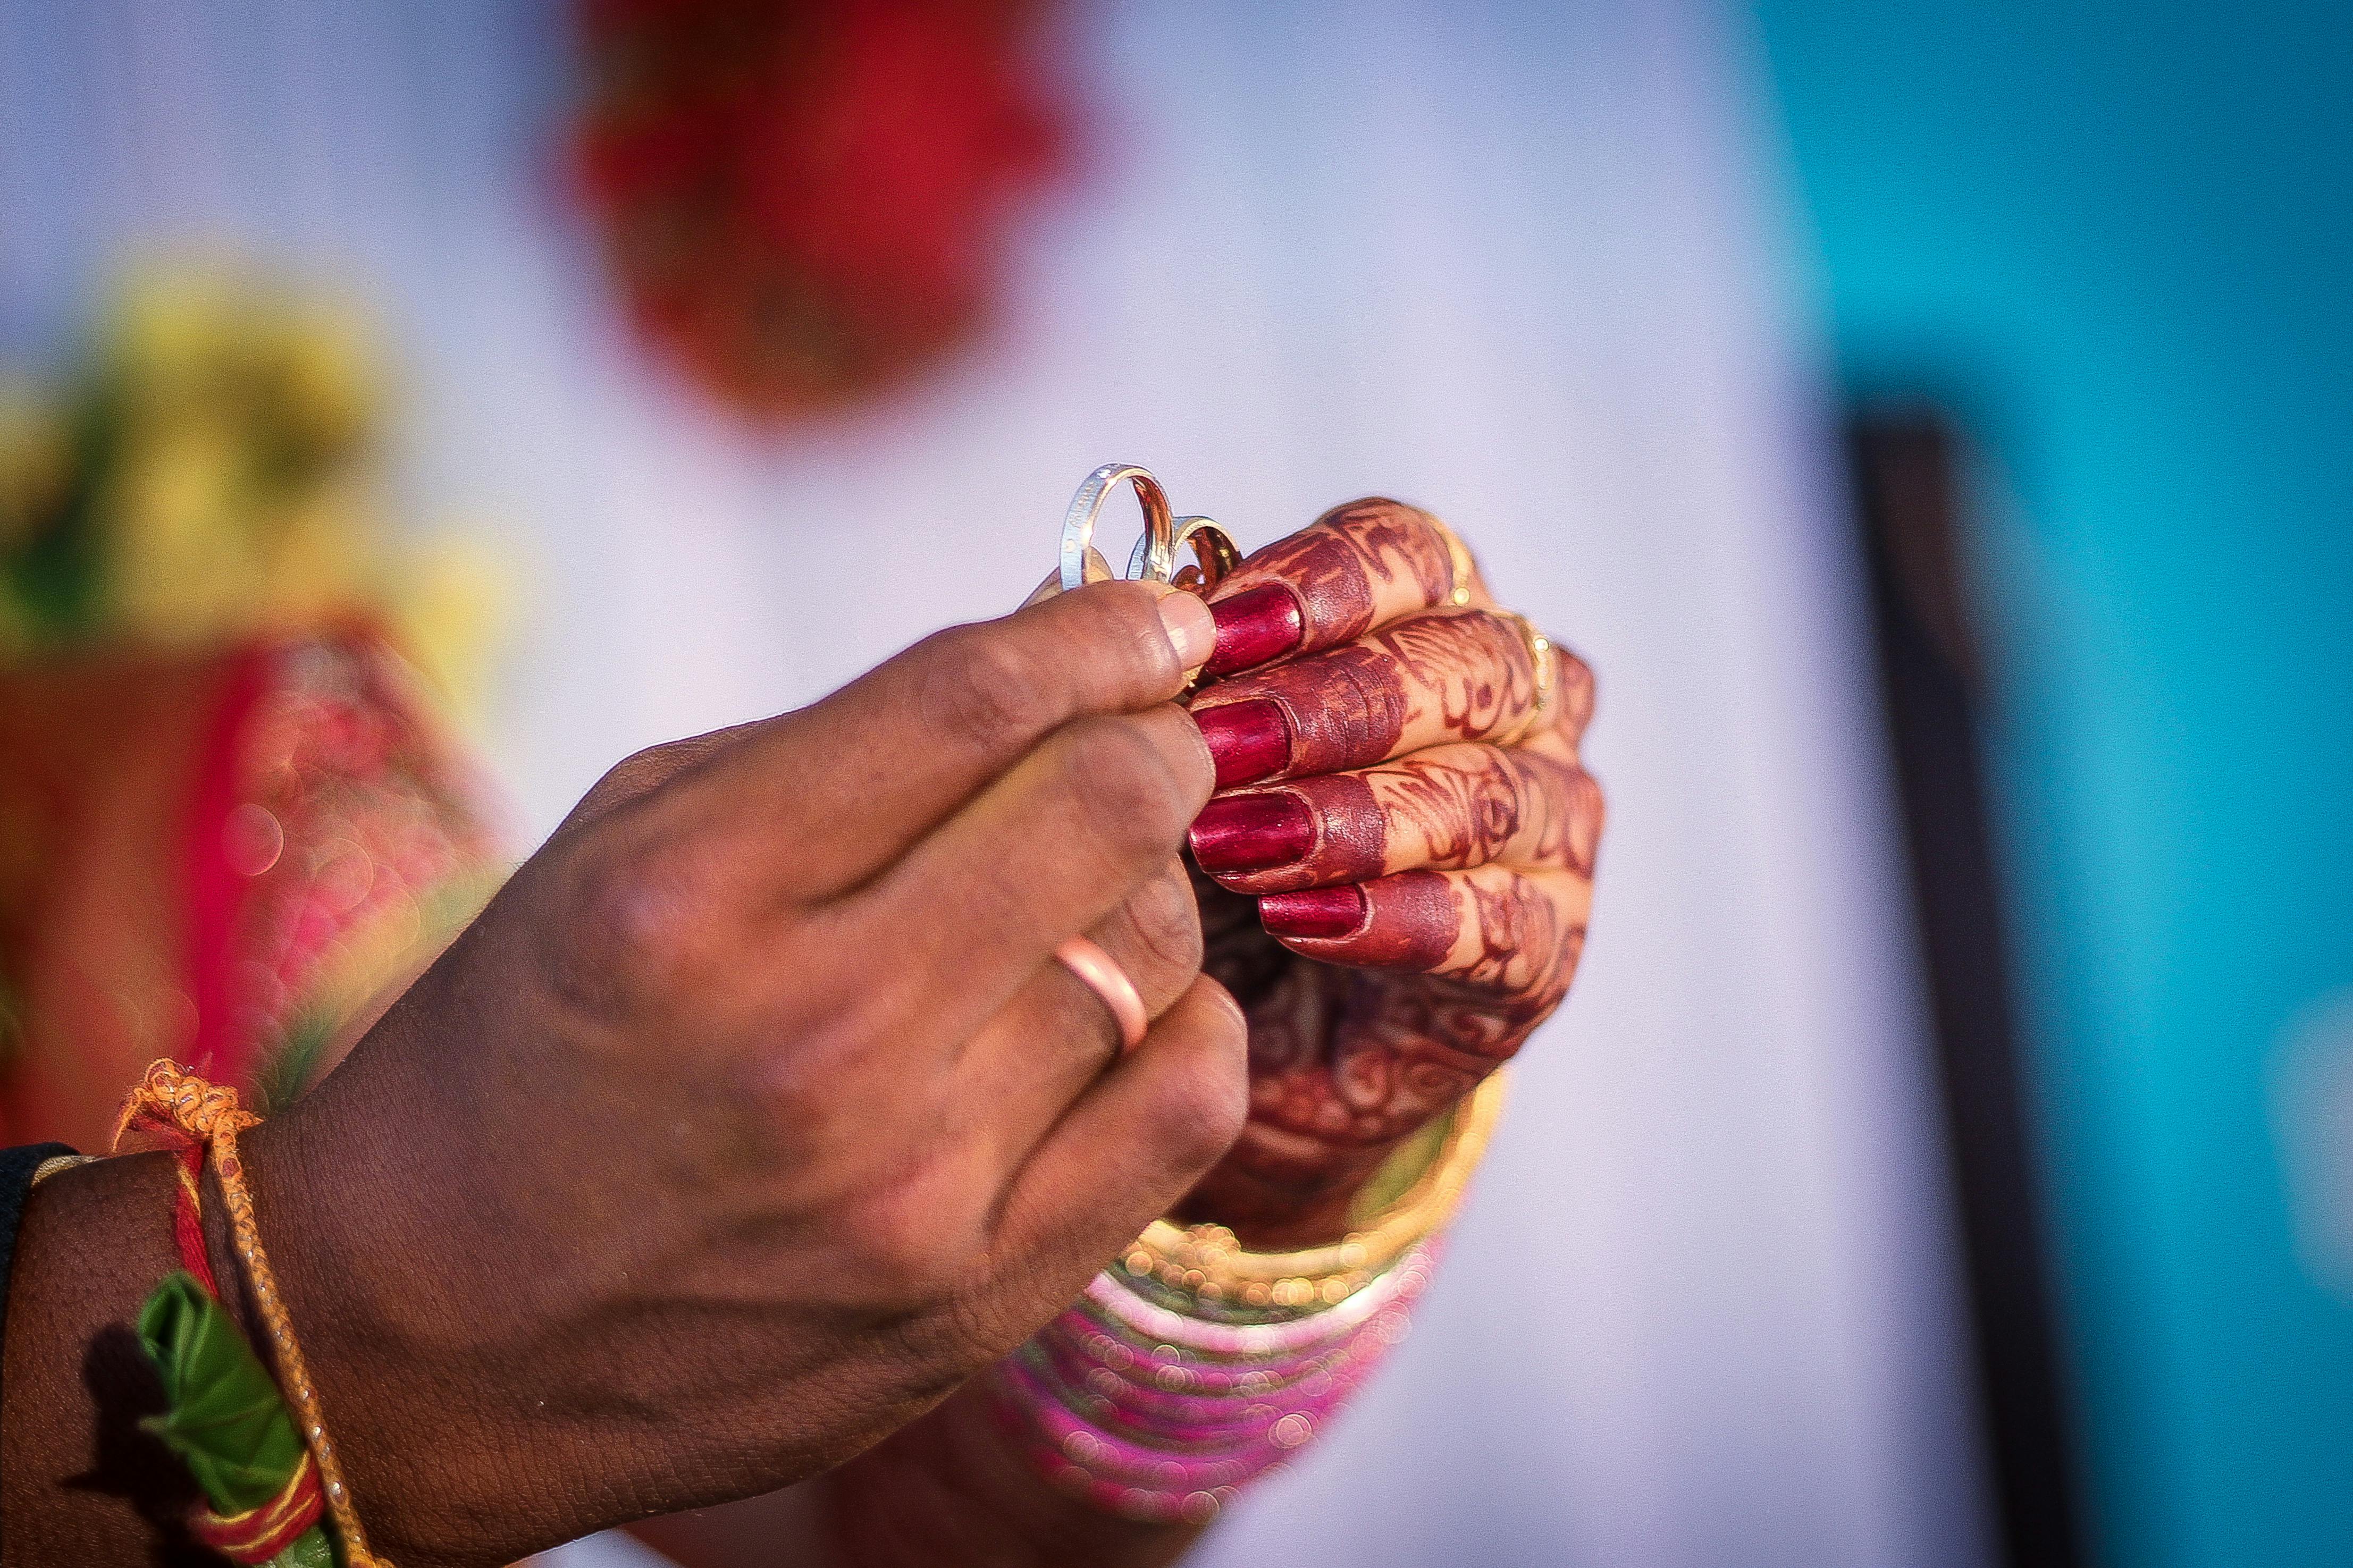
575, 0, 1066, 420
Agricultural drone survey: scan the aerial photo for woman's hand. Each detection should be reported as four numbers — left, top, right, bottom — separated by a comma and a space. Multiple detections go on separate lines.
1180, 500, 1602, 1245
147, 584, 1245, 1564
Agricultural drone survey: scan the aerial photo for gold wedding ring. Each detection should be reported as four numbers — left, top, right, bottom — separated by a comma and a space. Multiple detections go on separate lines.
1170, 514, 1243, 589
1432, 516, 1477, 607
1054, 934, 1148, 1058
1500, 612, 1557, 746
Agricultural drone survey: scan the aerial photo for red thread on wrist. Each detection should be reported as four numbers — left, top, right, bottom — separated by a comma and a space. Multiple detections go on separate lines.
114, 1060, 392, 1567
191, 1450, 327, 1564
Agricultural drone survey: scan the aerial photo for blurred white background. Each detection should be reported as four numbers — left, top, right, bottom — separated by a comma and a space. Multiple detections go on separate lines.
0, 0, 1993, 1561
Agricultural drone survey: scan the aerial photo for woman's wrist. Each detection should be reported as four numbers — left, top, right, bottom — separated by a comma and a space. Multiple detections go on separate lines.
822, 1381, 1204, 1568
987, 1072, 1497, 1534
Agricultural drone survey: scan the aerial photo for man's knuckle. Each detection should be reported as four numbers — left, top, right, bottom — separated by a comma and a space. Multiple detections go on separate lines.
570, 740, 679, 819
573, 852, 709, 990
743, 994, 872, 1124
600, 743, 667, 794
1124, 871, 1204, 979
1159, 1053, 1249, 1168
1063, 718, 1195, 860
916, 627, 1065, 751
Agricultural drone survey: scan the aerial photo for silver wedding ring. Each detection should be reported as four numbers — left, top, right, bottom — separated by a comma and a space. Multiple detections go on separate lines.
1035, 463, 1241, 601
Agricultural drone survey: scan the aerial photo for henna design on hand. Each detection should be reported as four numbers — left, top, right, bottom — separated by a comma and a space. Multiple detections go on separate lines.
1181, 500, 1602, 1249
1195, 743, 1602, 893
1186, 846, 1594, 1246
1193, 610, 1543, 785
1210, 500, 1466, 661
1363, 611, 1537, 743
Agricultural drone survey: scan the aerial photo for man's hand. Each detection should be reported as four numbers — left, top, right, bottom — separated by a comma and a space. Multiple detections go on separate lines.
3, 581, 1249, 1567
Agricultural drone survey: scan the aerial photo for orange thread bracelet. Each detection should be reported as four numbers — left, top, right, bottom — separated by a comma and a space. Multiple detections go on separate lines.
114, 1060, 392, 1568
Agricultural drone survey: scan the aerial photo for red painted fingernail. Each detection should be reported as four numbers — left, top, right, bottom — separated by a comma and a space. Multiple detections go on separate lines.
1194, 699, 1292, 788
1190, 791, 1316, 873
1206, 585, 1306, 676
1258, 886, 1368, 939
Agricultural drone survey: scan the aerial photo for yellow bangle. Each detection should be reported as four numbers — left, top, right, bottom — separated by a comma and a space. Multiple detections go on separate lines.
1498, 613, 1557, 746
1122, 1070, 1508, 1309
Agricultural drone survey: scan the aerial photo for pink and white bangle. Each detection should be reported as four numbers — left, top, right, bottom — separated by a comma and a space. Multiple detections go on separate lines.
988, 1242, 1436, 1523
988, 1073, 1509, 1524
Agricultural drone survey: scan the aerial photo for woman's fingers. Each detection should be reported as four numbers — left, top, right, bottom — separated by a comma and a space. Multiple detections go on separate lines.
841, 704, 1215, 1064
1203, 497, 1484, 677
1188, 740, 1603, 894
1254, 864, 1591, 1007
1192, 608, 1551, 789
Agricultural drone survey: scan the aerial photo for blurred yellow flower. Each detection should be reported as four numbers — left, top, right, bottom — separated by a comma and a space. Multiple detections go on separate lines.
1, 263, 505, 715
0, 384, 70, 555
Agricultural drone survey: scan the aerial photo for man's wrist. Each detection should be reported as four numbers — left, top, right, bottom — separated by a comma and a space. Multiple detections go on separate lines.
227, 1066, 532, 1565
239, 1058, 568, 1566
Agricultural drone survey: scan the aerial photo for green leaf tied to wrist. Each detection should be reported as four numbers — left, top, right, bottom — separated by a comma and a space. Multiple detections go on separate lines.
138, 1270, 339, 1568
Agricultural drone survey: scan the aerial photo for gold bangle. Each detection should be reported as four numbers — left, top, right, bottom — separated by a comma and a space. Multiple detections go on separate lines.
1122, 1070, 1508, 1309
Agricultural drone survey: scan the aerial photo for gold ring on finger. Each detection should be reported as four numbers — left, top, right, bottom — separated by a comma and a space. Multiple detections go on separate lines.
1053, 934, 1148, 1058
1500, 612, 1557, 746
1431, 516, 1476, 608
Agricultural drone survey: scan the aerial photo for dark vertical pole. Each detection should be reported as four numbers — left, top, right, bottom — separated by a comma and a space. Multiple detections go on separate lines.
1845, 409, 2088, 1568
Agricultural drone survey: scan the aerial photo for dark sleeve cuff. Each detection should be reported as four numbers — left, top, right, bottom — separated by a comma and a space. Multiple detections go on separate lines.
0, 1142, 82, 1376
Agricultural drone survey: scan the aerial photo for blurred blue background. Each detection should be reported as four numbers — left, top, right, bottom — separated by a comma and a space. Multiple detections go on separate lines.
1754, 1, 2353, 1562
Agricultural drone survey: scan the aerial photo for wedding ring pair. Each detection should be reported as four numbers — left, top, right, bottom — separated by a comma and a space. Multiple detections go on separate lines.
1028, 463, 1241, 605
